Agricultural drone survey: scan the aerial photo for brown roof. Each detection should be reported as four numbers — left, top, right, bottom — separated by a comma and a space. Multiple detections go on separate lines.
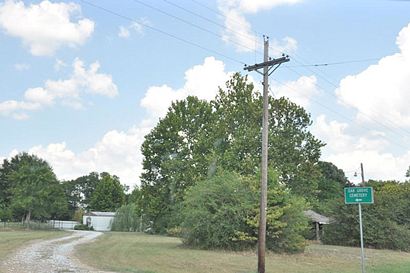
304, 210, 331, 224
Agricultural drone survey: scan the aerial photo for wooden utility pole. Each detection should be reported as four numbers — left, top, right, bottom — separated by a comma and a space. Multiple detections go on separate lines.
360, 163, 365, 184
244, 36, 289, 273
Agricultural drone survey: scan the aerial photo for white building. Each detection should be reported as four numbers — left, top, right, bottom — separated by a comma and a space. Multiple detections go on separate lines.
83, 211, 116, 231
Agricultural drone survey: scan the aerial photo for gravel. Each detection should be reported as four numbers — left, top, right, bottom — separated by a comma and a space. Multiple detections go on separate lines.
0, 230, 115, 273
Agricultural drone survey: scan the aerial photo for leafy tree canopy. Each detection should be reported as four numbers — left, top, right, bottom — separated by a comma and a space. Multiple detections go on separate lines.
89, 173, 126, 212
140, 73, 323, 232
6, 153, 68, 222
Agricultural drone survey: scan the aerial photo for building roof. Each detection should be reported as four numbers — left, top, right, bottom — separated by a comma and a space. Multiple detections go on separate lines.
304, 210, 331, 224
84, 211, 116, 217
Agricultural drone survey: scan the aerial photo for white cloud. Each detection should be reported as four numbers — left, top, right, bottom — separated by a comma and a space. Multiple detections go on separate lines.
118, 26, 130, 38
141, 56, 233, 120
54, 59, 67, 71
118, 20, 147, 39
273, 75, 318, 108
0, 58, 118, 119
24, 126, 150, 187
0, 100, 41, 119
0, 0, 94, 56
2, 57, 320, 187
238, 0, 303, 13
313, 115, 409, 183
217, 0, 299, 54
14, 63, 30, 71
336, 23, 410, 127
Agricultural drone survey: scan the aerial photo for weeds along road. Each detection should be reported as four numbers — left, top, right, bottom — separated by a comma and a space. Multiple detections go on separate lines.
0, 230, 114, 273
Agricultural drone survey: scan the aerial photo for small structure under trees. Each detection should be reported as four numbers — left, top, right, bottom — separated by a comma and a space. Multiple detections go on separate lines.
304, 210, 331, 241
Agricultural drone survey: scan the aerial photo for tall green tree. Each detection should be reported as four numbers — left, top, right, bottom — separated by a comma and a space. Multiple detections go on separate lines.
64, 172, 100, 212
316, 161, 350, 212
7, 153, 68, 223
212, 74, 323, 199
141, 96, 214, 232
89, 173, 126, 211
0, 153, 34, 214
140, 73, 323, 232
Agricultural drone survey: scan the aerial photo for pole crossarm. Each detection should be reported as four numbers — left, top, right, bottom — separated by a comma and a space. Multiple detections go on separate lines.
244, 56, 290, 73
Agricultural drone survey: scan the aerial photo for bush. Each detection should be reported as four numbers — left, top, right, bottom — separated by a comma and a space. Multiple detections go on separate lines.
111, 204, 140, 232
74, 224, 94, 230
180, 170, 309, 252
180, 172, 256, 250
248, 171, 309, 253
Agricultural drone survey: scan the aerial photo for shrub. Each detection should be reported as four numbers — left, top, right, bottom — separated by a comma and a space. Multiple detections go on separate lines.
111, 204, 140, 232
74, 224, 94, 230
180, 171, 309, 252
180, 172, 256, 250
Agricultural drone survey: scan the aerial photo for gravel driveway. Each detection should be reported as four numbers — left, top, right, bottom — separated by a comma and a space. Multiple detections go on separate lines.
0, 230, 114, 273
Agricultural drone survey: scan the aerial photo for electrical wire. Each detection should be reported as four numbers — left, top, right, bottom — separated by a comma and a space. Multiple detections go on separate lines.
131, 0, 258, 53
81, 0, 410, 149
79, 0, 246, 66
269, 78, 410, 151
286, 54, 410, 138
286, 58, 380, 67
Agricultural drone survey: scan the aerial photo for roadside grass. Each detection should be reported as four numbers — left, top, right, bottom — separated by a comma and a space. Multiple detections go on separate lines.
0, 230, 67, 262
76, 232, 410, 273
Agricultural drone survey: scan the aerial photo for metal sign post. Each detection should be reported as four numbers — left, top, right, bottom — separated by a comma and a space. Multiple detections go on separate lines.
358, 203, 365, 273
344, 187, 374, 273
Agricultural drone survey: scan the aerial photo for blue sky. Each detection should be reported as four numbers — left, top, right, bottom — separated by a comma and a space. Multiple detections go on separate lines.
1, 0, 410, 187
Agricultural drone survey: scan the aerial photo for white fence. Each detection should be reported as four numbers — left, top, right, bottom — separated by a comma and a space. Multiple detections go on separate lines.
47, 220, 79, 230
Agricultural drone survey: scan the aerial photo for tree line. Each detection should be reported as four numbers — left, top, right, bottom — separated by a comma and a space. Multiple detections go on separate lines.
2, 73, 409, 253
0, 153, 127, 224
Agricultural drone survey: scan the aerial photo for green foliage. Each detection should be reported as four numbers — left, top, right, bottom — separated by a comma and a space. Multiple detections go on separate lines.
316, 161, 350, 214
6, 153, 68, 223
247, 170, 309, 253
0, 204, 12, 221
180, 170, 309, 252
180, 172, 256, 250
141, 96, 214, 233
73, 208, 84, 223
89, 173, 126, 211
140, 73, 323, 233
64, 172, 100, 213
322, 181, 410, 251
111, 204, 141, 232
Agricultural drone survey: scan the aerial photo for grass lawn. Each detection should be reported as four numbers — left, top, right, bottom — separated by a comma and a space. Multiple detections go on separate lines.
0, 229, 67, 262
76, 232, 410, 273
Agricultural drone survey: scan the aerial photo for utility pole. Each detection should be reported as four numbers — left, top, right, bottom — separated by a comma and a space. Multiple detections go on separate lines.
360, 163, 365, 185
244, 36, 289, 273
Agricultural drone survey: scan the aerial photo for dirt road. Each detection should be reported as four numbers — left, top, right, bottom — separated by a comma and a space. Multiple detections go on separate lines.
0, 230, 113, 273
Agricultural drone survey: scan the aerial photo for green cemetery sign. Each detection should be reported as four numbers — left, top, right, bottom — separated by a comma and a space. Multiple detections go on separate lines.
344, 187, 374, 204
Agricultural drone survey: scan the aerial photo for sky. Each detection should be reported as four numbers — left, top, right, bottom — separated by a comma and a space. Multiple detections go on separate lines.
1, 0, 410, 187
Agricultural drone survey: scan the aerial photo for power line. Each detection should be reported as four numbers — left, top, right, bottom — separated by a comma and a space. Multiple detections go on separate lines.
131, 0, 258, 53
79, 0, 246, 65
285, 54, 410, 139
163, 0, 262, 54
270, 77, 410, 151
286, 58, 380, 67
81, 0, 410, 146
